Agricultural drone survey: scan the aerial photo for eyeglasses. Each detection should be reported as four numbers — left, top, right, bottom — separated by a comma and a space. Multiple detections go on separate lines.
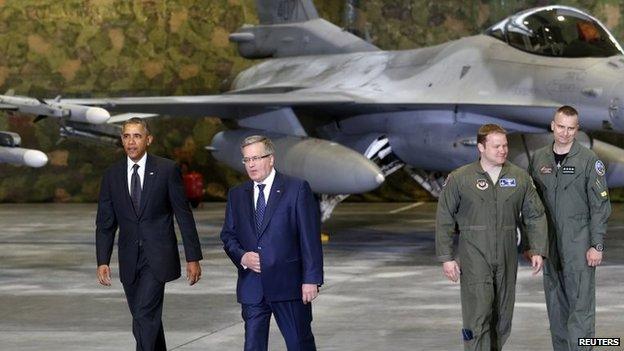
242, 154, 272, 164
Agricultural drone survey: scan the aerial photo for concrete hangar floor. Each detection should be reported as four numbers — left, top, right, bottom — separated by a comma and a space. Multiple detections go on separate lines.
1, 203, 623, 350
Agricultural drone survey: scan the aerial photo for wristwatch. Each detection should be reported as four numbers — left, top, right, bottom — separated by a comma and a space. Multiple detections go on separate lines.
592, 243, 604, 252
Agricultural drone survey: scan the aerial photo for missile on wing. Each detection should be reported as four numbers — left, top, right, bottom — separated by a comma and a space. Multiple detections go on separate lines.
0, 131, 21, 147
0, 95, 66, 117
0, 131, 48, 167
0, 94, 110, 124
47, 102, 110, 124
59, 121, 122, 146
211, 129, 384, 194
0, 147, 48, 167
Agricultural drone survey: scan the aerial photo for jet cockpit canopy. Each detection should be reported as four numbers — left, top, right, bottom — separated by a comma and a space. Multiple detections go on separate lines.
486, 5, 623, 58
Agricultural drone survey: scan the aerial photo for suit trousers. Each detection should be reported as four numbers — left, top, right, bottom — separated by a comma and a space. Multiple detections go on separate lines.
242, 298, 316, 351
123, 246, 167, 351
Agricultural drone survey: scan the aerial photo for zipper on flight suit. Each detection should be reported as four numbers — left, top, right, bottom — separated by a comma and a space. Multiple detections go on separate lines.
492, 173, 499, 264
552, 152, 566, 268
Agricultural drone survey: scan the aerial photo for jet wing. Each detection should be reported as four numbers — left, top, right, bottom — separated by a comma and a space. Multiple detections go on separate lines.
55, 90, 564, 129
56, 92, 357, 121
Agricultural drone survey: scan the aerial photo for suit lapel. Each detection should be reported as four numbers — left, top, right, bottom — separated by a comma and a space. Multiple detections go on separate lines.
258, 172, 284, 239
138, 154, 157, 218
244, 181, 255, 234
118, 159, 137, 216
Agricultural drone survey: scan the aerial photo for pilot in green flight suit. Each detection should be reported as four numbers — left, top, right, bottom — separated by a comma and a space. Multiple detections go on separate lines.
436, 124, 548, 351
528, 106, 611, 351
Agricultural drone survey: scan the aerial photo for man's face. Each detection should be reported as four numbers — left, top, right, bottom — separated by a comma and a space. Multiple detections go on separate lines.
242, 142, 274, 183
551, 112, 579, 146
477, 132, 508, 167
121, 123, 152, 162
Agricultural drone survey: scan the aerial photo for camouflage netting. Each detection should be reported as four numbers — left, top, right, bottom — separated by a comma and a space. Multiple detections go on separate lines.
1, 0, 623, 202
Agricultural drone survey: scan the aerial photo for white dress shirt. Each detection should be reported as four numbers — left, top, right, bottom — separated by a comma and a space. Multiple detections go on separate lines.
127, 153, 147, 195
253, 168, 276, 209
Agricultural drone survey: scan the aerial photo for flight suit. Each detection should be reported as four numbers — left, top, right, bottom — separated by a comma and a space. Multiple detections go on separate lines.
436, 161, 547, 351
529, 141, 611, 351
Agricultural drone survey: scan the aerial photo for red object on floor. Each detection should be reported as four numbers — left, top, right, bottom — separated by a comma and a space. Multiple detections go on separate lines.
183, 171, 204, 207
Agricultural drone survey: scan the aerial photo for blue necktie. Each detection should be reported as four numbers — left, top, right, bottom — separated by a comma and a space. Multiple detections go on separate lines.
255, 184, 266, 234
131, 164, 141, 212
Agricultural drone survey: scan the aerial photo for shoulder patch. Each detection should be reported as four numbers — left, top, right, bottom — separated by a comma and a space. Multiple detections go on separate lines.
595, 160, 606, 176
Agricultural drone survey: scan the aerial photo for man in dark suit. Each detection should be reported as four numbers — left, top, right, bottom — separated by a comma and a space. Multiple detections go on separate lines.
221, 135, 323, 351
96, 117, 203, 351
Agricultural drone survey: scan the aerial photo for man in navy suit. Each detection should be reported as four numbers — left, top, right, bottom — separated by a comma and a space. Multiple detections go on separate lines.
221, 135, 324, 351
96, 118, 203, 351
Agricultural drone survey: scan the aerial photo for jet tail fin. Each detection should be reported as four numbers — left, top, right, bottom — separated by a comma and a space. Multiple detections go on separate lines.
256, 0, 319, 24
230, 0, 379, 58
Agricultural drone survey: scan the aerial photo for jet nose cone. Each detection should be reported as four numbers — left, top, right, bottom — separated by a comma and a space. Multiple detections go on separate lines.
23, 150, 48, 168
85, 107, 110, 124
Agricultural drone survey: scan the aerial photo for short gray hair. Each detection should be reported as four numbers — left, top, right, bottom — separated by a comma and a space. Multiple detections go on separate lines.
241, 135, 274, 154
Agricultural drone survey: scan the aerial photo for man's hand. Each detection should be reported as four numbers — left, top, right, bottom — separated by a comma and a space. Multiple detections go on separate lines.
186, 261, 201, 285
530, 255, 544, 275
586, 247, 603, 267
97, 265, 112, 286
302, 284, 319, 304
241, 252, 261, 273
442, 260, 460, 282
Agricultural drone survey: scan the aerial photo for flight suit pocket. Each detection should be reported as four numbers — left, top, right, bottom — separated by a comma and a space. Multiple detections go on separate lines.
459, 226, 487, 250
502, 225, 518, 243
568, 214, 589, 243
457, 235, 491, 285
465, 225, 486, 231
561, 172, 582, 190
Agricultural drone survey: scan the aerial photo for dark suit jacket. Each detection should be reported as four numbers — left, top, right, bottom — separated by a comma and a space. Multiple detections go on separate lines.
96, 154, 203, 284
221, 171, 324, 303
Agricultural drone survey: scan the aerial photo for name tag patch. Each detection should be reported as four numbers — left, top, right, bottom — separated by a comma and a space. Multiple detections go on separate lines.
540, 165, 553, 174
562, 166, 575, 174
499, 178, 516, 187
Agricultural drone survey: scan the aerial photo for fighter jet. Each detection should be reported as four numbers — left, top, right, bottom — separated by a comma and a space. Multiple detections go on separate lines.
5, 1, 624, 218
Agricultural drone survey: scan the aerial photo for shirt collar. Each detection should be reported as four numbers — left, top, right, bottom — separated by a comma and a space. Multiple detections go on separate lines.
550, 139, 580, 158
474, 160, 509, 176
254, 168, 276, 189
127, 153, 147, 171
